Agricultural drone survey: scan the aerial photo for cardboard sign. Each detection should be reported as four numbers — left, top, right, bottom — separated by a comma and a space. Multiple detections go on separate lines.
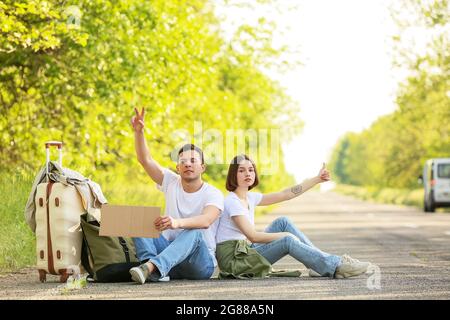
99, 205, 161, 238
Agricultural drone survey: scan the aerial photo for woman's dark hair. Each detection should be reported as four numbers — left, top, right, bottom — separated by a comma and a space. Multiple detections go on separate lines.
177, 143, 204, 164
226, 154, 259, 191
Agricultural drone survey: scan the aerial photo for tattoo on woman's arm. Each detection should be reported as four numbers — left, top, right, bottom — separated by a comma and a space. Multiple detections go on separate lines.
291, 185, 303, 195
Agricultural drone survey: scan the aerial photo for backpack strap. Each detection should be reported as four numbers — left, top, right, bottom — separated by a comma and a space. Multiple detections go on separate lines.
80, 224, 95, 278
118, 237, 131, 263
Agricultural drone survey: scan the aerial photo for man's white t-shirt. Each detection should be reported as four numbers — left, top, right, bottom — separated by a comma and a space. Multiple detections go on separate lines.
215, 191, 263, 244
157, 168, 224, 266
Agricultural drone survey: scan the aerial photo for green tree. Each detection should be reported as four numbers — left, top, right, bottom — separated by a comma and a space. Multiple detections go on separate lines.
1, 0, 302, 197
329, 0, 449, 190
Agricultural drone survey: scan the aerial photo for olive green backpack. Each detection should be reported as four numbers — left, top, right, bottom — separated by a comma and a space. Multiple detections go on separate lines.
80, 213, 140, 282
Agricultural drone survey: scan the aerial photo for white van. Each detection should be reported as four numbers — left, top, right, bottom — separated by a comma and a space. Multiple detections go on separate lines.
420, 158, 450, 212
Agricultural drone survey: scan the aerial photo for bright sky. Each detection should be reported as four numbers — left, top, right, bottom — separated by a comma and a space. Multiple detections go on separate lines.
216, 0, 403, 183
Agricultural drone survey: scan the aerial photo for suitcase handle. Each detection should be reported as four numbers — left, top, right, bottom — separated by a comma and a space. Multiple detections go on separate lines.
45, 141, 63, 176
45, 141, 63, 149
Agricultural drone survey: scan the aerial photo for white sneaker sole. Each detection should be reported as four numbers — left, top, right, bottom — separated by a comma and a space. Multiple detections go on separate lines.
158, 276, 170, 282
309, 269, 322, 277
130, 267, 146, 284
335, 264, 369, 279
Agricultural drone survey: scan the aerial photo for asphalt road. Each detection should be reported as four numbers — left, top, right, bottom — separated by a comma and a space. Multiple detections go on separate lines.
2, 191, 450, 300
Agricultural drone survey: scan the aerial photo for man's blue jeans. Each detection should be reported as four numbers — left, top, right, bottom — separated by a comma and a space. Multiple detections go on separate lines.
133, 229, 215, 280
251, 217, 341, 277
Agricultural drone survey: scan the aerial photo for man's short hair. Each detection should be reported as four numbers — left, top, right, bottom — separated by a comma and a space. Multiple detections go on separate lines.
177, 144, 205, 164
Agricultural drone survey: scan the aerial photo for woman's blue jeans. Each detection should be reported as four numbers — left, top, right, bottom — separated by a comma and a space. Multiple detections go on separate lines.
251, 217, 341, 277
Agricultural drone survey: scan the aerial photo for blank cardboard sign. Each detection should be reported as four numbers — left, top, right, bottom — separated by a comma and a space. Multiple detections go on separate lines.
99, 205, 161, 238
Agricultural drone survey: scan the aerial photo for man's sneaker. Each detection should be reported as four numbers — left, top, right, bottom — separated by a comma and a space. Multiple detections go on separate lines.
308, 269, 322, 277
158, 276, 170, 282
130, 264, 149, 284
335, 254, 371, 279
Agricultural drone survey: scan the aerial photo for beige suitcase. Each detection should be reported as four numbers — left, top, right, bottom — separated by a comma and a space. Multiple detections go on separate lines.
35, 141, 85, 282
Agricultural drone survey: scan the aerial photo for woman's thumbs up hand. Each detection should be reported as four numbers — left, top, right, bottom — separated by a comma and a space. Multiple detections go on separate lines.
318, 162, 331, 182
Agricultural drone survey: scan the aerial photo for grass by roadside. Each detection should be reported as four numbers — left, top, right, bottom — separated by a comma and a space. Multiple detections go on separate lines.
333, 184, 450, 213
0, 172, 36, 273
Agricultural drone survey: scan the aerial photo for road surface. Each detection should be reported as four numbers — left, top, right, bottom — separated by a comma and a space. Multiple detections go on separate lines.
1, 191, 450, 300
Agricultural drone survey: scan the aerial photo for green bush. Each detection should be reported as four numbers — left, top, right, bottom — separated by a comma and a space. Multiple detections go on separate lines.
0, 172, 36, 273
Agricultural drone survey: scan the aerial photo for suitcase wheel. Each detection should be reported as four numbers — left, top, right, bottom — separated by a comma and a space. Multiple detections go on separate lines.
60, 272, 70, 283
38, 270, 47, 283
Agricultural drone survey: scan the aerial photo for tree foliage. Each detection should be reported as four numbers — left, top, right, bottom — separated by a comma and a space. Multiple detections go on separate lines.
0, 0, 302, 196
329, 0, 449, 189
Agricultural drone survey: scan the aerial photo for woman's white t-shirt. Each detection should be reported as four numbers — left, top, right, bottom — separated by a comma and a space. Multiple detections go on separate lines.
215, 191, 263, 244
157, 168, 224, 266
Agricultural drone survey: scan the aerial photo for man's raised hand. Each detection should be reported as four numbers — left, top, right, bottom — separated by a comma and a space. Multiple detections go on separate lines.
131, 107, 146, 133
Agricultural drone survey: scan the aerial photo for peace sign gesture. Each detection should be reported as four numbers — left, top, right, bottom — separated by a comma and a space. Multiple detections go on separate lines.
131, 107, 145, 133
